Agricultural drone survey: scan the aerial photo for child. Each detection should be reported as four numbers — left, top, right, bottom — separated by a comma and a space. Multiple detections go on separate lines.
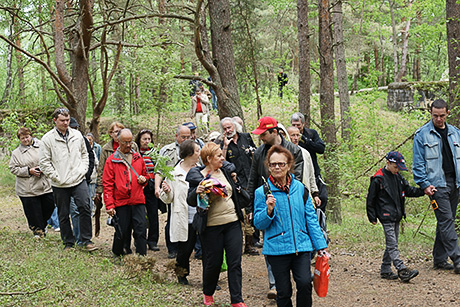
366, 151, 426, 282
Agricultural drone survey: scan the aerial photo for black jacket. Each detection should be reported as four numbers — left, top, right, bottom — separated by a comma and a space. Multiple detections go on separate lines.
186, 164, 244, 222
299, 128, 325, 178
247, 135, 304, 211
84, 136, 95, 183
366, 168, 424, 223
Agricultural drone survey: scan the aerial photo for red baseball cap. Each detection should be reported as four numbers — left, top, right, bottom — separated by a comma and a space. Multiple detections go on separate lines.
252, 117, 278, 135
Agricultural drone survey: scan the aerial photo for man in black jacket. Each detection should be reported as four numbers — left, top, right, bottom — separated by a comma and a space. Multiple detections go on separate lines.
247, 116, 303, 299
366, 151, 426, 282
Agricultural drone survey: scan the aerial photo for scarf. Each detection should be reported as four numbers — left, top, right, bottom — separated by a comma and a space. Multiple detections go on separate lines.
269, 174, 292, 194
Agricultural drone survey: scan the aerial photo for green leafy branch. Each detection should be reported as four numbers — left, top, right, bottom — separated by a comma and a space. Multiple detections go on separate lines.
147, 144, 174, 181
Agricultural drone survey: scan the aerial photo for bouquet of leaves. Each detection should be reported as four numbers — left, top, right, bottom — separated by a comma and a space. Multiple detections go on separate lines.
147, 144, 174, 181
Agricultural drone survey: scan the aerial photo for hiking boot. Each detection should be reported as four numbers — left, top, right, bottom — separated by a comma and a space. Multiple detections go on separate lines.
267, 288, 277, 299
168, 251, 177, 259
380, 272, 398, 280
64, 244, 74, 251
177, 276, 189, 285
254, 241, 263, 248
231, 303, 248, 307
398, 268, 419, 282
433, 261, 454, 270
85, 243, 98, 252
203, 294, 214, 306
148, 244, 160, 252
454, 264, 460, 274
244, 235, 260, 256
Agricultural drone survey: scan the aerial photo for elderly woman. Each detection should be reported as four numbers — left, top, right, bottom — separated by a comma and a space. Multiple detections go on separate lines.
254, 145, 328, 307
160, 140, 201, 285
135, 129, 160, 251
9, 127, 54, 237
186, 142, 247, 307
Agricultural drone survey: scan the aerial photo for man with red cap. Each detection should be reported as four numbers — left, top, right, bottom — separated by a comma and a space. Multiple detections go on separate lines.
247, 116, 304, 299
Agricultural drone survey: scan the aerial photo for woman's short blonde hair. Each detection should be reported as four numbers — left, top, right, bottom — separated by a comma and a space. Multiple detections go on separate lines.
107, 122, 125, 134
200, 142, 221, 166
17, 127, 31, 139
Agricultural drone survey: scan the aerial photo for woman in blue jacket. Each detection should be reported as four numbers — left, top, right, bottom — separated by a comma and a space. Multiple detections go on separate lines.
254, 145, 327, 307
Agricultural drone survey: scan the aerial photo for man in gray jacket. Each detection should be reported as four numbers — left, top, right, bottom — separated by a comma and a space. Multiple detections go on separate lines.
39, 108, 97, 251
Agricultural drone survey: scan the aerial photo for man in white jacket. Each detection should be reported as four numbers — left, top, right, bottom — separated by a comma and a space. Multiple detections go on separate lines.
39, 108, 97, 251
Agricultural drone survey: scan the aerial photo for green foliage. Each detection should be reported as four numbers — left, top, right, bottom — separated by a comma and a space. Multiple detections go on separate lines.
147, 144, 174, 181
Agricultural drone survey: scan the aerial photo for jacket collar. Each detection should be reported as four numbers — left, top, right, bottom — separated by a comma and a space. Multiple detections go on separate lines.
429, 120, 453, 136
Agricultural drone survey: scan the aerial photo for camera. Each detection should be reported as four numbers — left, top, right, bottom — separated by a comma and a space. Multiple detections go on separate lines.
107, 217, 115, 227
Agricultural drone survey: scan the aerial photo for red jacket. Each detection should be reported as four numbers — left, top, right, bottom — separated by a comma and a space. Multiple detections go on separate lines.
103, 149, 147, 210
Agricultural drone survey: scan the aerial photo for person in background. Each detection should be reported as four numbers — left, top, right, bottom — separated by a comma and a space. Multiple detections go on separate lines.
277, 67, 288, 98
39, 108, 96, 251
135, 129, 160, 251
189, 72, 200, 97
367, 151, 425, 282
254, 145, 327, 307
186, 142, 247, 307
86, 132, 101, 160
9, 127, 54, 238
191, 87, 211, 136
160, 140, 201, 284
103, 129, 148, 256
183, 122, 205, 148
412, 99, 460, 274
86, 132, 99, 215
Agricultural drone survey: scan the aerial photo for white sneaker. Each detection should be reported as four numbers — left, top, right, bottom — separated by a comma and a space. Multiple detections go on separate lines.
54, 227, 60, 232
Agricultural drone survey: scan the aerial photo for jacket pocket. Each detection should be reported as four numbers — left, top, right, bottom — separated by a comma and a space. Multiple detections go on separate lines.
424, 142, 439, 160
454, 142, 460, 160
267, 231, 285, 240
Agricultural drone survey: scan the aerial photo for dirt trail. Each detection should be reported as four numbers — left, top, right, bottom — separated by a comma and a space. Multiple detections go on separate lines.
2, 197, 460, 306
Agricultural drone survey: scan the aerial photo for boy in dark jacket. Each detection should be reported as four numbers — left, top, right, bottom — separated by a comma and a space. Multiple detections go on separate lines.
366, 151, 426, 282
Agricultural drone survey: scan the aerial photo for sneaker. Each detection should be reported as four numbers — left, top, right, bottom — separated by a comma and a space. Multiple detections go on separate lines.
267, 288, 277, 300
231, 303, 248, 307
254, 241, 263, 248
398, 268, 419, 282
215, 285, 221, 291
168, 251, 177, 259
244, 246, 260, 256
380, 272, 398, 280
54, 227, 60, 232
85, 243, 98, 252
433, 261, 454, 270
64, 244, 74, 251
454, 264, 460, 274
203, 294, 214, 306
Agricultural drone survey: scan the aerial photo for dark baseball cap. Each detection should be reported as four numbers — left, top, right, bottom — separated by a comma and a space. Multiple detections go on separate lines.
183, 122, 197, 130
69, 117, 80, 128
386, 151, 408, 171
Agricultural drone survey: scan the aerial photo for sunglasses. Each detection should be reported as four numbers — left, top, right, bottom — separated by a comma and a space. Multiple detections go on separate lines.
268, 162, 287, 168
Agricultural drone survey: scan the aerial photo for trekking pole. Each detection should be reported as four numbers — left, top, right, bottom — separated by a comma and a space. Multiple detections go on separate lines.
413, 197, 435, 239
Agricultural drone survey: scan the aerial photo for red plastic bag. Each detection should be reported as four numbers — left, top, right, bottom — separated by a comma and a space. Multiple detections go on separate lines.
313, 251, 330, 297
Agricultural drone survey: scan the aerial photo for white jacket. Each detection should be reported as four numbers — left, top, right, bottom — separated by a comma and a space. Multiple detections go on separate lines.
300, 147, 319, 194
159, 163, 195, 243
9, 138, 52, 197
39, 128, 89, 188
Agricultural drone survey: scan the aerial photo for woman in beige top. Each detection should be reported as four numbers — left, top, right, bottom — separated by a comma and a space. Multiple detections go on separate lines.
186, 142, 247, 307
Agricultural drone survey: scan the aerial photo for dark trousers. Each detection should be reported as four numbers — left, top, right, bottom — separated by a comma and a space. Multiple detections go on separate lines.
201, 220, 243, 304
432, 176, 460, 266
176, 224, 198, 277
316, 176, 328, 213
53, 181, 92, 246
165, 204, 178, 253
112, 204, 147, 256
267, 252, 312, 307
144, 185, 159, 247
19, 192, 54, 235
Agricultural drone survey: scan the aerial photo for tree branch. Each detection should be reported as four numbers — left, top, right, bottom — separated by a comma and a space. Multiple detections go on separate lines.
89, 40, 184, 51
173, 75, 215, 87
0, 286, 47, 296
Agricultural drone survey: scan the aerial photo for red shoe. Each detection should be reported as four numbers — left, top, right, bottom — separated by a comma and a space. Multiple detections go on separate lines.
231, 303, 248, 307
203, 294, 214, 306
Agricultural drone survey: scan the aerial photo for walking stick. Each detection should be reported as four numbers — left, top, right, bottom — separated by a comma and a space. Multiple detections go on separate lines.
413, 197, 436, 239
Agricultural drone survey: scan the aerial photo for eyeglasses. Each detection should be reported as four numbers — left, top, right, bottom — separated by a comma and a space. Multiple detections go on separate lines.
268, 162, 287, 168
120, 140, 133, 145
139, 129, 152, 134
179, 135, 191, 140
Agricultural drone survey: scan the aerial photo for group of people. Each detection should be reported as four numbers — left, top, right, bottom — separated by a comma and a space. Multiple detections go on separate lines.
11, 98, 460, 306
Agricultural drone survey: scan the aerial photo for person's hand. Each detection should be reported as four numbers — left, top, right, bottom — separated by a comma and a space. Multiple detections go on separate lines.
196, 184, 206, 194
317, 248, 328, 256
162, 181, 171, 193
246, 212, 253, 223
29, 167, 41, 177
106, 208, 116, 216
223, 135, 231, 147
314, 196, 321, 208
424, 185, 437, 196
137, 175, 147, 184
266, 194, 276, 216
231, 172, 237, 183
95, 193, 102, 202
372, 221, 377, 225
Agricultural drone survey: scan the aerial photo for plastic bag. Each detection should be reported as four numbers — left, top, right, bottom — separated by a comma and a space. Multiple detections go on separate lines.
313, 251, 330, 297
221, 249, 228, 272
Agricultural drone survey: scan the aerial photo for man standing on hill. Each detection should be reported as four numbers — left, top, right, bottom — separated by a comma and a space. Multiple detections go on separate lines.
412, 99, 460, 274
39, 108, 97, 251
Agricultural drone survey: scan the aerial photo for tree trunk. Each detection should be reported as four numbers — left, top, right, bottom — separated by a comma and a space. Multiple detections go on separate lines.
297, 0, 311, 127
13, 7, 25, 105
447, 0, 460, 126
1, 15, 14, 106
390, 0, 399, 82
208, 0, 244, 120
396, 0, 412, 82
319, 0, 342, 224
332, 0, 350, 142
352, 0, 365, 92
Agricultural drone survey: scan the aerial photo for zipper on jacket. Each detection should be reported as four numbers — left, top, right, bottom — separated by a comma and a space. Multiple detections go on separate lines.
267, 231, 285, 240
287, 194, 298, 255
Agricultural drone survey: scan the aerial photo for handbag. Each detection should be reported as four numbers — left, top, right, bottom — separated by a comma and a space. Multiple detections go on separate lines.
192, 207, 208, 234
235, 185, 250, 208
313, 251, 330, 297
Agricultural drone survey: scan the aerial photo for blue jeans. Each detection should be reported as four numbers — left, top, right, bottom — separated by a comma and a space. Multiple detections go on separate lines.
47, 205, 60, 229
267, 252, 312, 307
88, 183, 96, 215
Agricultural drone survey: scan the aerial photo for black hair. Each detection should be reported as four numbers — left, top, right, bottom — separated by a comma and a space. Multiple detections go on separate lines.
431, 99, 449, 112
135, 129, 153, 149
